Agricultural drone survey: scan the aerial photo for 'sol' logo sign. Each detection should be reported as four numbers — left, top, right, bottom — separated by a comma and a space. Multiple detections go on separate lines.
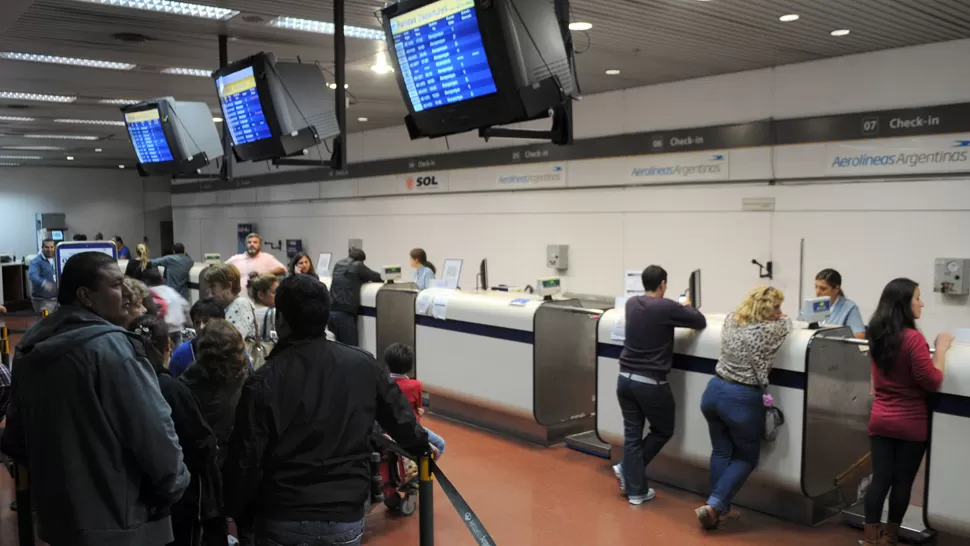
406, 176, 438, 190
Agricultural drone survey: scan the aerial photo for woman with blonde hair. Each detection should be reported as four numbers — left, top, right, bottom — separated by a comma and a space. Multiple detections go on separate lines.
695, 286, 792, 530
125, 243, 153, 280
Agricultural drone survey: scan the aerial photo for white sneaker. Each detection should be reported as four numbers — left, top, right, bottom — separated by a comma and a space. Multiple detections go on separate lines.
613, 463, 625, 493
629, 489, 656, 505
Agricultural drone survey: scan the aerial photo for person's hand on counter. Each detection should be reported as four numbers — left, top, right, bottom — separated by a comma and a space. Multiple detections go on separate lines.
935, 331, 955, 352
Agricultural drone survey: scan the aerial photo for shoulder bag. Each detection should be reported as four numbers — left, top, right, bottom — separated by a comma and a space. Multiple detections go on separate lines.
744, 356, 785, 442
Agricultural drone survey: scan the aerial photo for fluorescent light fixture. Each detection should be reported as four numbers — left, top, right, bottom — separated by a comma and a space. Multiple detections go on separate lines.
779, 14, 800, 22
0, 155, 42, 160
267, 16, 385, 40
0, 162, 20, 166
568, 22, 592, 31
212, 117, 223, 123
74, 0, 239, 21
66, 156, 75, 160
605, 69, 620, 75
24, 134, 100, 141
327, 83, 349, 90
831, 29, 851, 36
0, 91, 76, 103
99, 98, 140, 105
357, 117, 368, 122
162, 67, 212, 77
118, 164, 125, 169
0, 52, 135, 70
371, 51, 393, 74
95, 148, 103, 152
2, 145, 64, 150
0, 115, 34, 121
54, 118, 126, 126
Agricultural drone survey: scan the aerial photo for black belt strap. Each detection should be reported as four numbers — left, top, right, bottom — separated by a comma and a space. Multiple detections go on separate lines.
379, 439, 497, 544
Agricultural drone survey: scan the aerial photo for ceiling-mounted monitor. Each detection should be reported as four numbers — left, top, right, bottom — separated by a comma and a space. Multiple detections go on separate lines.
212, 52, 341, 163
381, 0, 577, 140
122, 98, 223, 176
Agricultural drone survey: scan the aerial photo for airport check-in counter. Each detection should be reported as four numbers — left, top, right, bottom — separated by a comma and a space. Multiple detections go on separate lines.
596, 310, 871, 525
188, 263, 212, 305
926, 343, 970, 538
318, 276, 384, 358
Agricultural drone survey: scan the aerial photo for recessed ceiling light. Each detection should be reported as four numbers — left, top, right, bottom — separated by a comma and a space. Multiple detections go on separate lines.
267, 16, 385, 40
74, 0, 240, 21
54, 118, 126, 126
24, 134, 100, 141
0, 115, 35, 122
66, 156, 75, 160
95, 148, 103, 152
212, 117, 223, 123
0, 52, 135, 70
162, 67, 212, 77
605, 69, 621, 75
0, 155, 42, 160
99, 98, 140, 105
371, 51, 394, 74
357, 117, 368, 122
0, 162, 20, 166
0, 91, 76, 103
118, 164, 125, 169
2, 145, 64, 151
568, 22, 592, 31
779, 14, 800, 22
831, 29, 850, 36
327, 83, 349, 90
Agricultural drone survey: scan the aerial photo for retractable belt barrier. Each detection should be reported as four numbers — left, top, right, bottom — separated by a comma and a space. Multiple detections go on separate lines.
380, 439, 496, 546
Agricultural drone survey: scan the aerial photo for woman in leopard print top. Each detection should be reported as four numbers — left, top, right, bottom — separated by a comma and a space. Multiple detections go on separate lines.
695, 286, 792, 529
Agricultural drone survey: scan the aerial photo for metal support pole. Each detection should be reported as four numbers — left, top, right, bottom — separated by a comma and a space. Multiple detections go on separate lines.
218, 34, 233, 181
419, 455, 434, 546
14, 464, 34, 546
1, 325, 9, 367
331, 0, 347, 170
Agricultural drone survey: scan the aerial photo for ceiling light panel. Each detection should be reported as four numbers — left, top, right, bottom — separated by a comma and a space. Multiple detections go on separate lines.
99, 98, 141, 105
75, 0, 239, 21
0, 163, 21, 166
24, 134, 101, 141
0, 155, 42, 160
0, 115, 35, 122
779, 14, 800, 22
267, 17, 385, 40
0, 52, 135, 70
54, 118, 126, 126
568, 22, 592, 31
162, 67, 212, 77
0, 91, 76, 103
2, 146, 64, 150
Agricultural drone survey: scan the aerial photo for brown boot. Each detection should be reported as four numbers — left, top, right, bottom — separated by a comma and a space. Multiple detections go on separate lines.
879, 523, 900, 546
858, 523, 880, 545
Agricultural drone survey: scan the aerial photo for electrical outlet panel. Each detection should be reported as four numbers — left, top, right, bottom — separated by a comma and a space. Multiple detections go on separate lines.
934, 258, 969, 295
547, 244, 569, 270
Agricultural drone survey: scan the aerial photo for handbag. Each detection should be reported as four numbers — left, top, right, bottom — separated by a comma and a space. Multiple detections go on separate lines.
245, 305, 268, 370
743, 358, 785, 442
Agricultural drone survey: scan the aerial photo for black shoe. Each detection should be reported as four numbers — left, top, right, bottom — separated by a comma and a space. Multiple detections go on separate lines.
9, 500, 16, 512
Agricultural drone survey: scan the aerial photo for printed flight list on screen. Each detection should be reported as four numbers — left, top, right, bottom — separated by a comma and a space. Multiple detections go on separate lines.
390, 0, 497, 112
217, 66, 273, 145
125, 109, 174, 164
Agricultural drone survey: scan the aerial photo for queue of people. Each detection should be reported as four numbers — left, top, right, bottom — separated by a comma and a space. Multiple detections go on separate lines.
613, 265, 953, 545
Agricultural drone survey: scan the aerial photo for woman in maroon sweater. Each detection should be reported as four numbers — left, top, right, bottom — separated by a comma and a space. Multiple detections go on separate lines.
862, 278, 953, 546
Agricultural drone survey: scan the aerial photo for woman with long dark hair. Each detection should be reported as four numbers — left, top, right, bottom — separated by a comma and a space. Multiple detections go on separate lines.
288, 251, 317, 277
861, 278, 953, 546
409, 248, 437, 290
128, 315, 226, 546
814, 268, 866, 339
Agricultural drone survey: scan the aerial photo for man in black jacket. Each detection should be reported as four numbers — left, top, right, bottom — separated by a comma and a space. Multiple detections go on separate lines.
328, 248, 382, 347
0, 251, 190, 546
224, 274, 428, 546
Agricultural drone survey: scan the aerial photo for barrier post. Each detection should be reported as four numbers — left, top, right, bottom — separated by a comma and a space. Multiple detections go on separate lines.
419, 455, 434, 546
14, 464, 34, 546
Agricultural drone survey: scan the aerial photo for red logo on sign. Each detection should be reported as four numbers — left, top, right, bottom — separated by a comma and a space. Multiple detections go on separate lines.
406, 177, 415, 190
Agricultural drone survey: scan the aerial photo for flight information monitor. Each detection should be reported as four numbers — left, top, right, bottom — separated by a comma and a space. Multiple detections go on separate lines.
125, 108, 174, 164
390, 0, 498, 113
217, 65, 274, 145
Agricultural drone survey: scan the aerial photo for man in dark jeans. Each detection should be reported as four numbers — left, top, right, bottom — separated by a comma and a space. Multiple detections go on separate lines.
614, 265, 706, 504
328, 248, 382, 346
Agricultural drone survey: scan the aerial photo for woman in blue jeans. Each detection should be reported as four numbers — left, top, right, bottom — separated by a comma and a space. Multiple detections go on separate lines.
695, 286, 791, 529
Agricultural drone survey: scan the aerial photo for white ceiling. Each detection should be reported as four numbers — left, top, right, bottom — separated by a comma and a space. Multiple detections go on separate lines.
1, 0, 969, 169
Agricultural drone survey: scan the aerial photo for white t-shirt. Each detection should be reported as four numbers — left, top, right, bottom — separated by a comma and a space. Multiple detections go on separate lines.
226, 252, 285, 289
225, 297, 257, 340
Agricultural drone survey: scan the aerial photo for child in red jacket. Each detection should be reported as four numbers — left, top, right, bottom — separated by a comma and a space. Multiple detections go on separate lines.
384, 343, 445, 457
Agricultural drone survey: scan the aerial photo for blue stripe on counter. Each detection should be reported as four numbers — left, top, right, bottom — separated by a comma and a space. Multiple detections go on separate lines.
188, 282, 200, 290
359, 306, 376, 317
415, 315, 534, 344
597, 343, 806, 391
934, 393, 970, 418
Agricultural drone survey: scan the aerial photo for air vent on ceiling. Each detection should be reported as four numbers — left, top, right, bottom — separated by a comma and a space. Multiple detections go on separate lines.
1, 104, 30, 110
113, 33, 153, 44
242, 14, 265, 23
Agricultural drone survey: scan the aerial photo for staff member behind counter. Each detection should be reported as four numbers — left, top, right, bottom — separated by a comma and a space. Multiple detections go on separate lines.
409, 248, 437, 290
329, 248, 382, 347
815, 268, 866, 339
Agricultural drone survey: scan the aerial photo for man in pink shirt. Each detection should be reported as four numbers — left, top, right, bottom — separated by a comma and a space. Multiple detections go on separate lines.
225, 233, 286, 289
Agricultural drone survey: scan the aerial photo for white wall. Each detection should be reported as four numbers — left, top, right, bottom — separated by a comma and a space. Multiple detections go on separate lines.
0, 167, 172, 258
173, 39, 970, 338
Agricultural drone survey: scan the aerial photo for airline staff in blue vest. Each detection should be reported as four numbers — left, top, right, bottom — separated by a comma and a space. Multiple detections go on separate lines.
815, 268, 866, 339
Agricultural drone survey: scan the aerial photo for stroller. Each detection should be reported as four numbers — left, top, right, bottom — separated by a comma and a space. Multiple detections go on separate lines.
368, 424, 420, 516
